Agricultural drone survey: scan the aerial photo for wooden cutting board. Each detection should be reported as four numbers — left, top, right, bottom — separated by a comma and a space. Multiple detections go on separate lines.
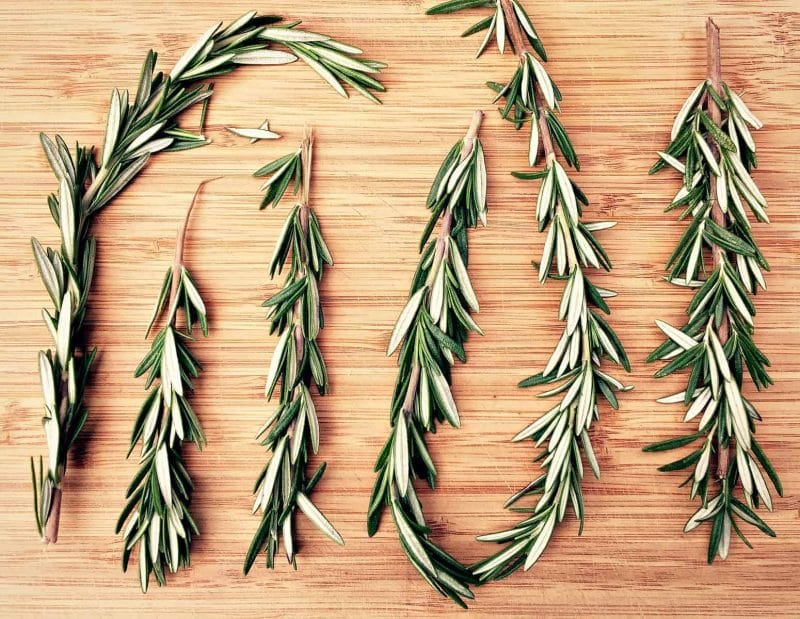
0, 1, 798, 616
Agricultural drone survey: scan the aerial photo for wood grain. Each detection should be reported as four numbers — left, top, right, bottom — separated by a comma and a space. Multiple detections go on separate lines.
1, 1, 798, 616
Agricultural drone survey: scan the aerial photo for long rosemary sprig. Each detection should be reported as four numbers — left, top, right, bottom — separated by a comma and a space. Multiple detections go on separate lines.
244, 132, 343, 574
367, 111, 486, 608
30, 11, 386, 543
644, 19, 781, 562
115, 179, 215, 592
429, 1, 631, 579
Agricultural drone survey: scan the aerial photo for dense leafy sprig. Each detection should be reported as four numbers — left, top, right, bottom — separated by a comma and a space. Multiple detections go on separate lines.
644, 20, 780, 562
30, 11, 386, 542
429, 1, 631, 580
115, 182, 212, 592
367, 112, 486, 608
244, 134, 342, 575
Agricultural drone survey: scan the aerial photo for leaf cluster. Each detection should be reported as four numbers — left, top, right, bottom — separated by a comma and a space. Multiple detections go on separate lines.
254, 148, 303, 210
422, 135, 487, 251
427, 0, 546, 60
487, 56, 571, 168
652, 80, 769, 290
475, 260, 630, 579
259, 25, 387, 103
30, 349, 95, 536
530, 162, 610, 281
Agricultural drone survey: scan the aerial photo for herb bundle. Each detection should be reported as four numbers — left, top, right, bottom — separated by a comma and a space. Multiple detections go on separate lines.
429, 0, 631, 578
30, 11, 386, 543
115, 180, 215, 592
644, 19, 780, 562
244, 132, 342, 574
367, 111, 486, 608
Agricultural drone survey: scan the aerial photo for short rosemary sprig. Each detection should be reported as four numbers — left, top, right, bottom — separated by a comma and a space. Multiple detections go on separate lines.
448, 3, 631, 580
30, 11, 386, 543
244, 132, 342, 574
644, 19, 781, 562
367, 111, 486, 608
115, 180, 215, 592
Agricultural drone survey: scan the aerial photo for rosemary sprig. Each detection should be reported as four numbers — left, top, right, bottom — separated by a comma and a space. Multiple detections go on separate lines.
644, 19, 780, 562
30, 11, 386, 543
115, 179, 215, 592
431, 2, 631, 579
244, 132, 342, 574
367, 111, 486, 608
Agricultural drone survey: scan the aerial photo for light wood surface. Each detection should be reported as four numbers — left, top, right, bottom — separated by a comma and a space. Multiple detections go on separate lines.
1, 1, 798, 616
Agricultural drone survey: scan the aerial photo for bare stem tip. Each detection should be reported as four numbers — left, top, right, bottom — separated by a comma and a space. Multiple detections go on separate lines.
466, 110, 484, 142
301, 128, 314, 206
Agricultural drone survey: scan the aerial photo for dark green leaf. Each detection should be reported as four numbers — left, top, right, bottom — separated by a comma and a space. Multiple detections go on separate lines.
644, 431, 705, 452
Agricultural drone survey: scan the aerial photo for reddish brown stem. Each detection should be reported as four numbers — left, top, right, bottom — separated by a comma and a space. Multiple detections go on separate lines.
292, 129, 314, 371
401, 111, 483, 417
286, 131, 316, 451
534, 92, 557, 160
499, 0, 556, 161
428, 111, 483, 279
706, 18, 731, 480
499, 0, 527, 60
707, 19, 726, 277
42, 483, 62, 544
402, 366, 422, 416
168, 177, 222, 319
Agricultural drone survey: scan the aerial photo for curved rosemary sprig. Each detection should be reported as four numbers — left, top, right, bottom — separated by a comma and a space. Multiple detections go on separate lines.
30, 11, 386, 543
115, 180, 215, 592
644, 19, 781, 562
367, 111, 486, 608
244, 133, 342, 574
430, 2, 631, 580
